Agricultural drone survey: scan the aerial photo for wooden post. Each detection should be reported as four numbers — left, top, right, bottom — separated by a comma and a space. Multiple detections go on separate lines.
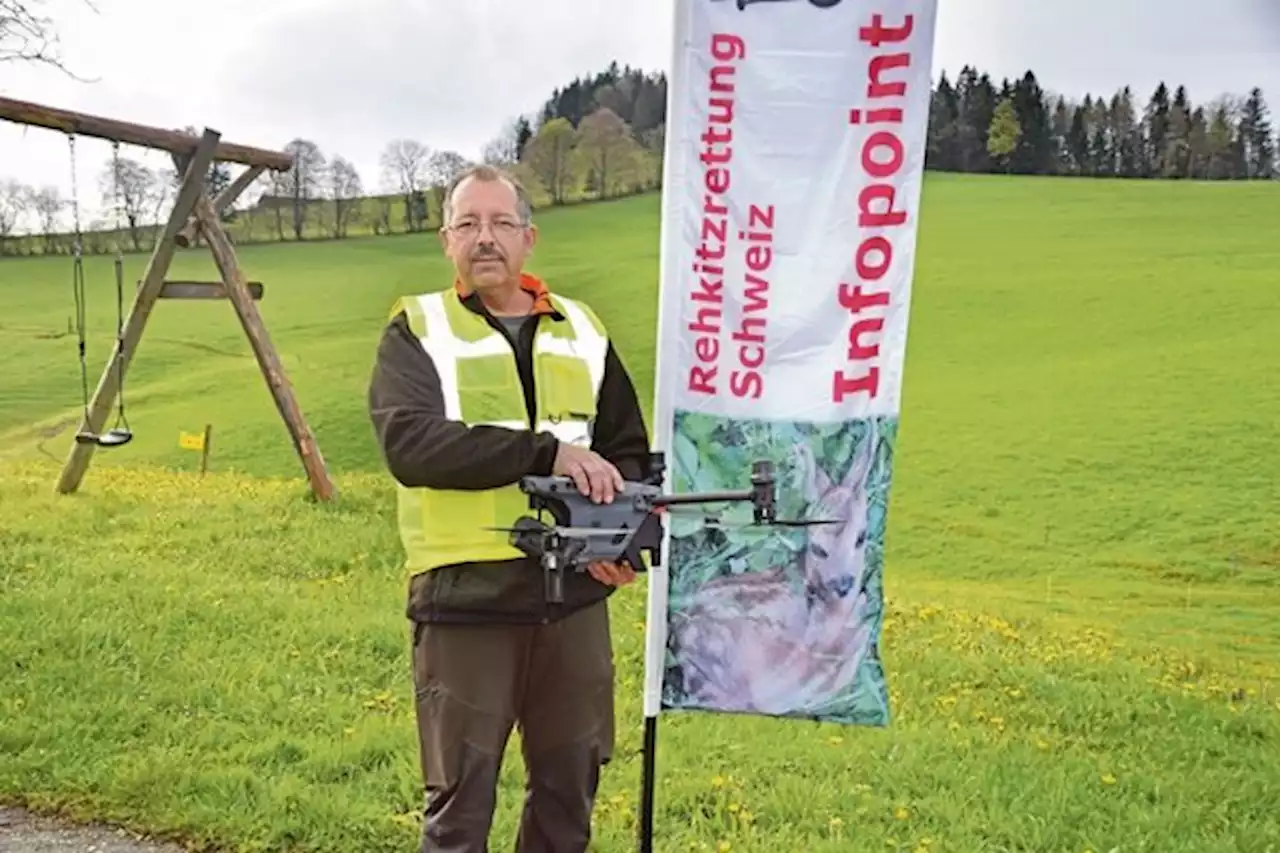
0, 96, 291, 169
174, 164, 265, 248
55, 129, 221, 496
188, 188, 337, 502
200, 424, 212, 477
153, 280, 265, 300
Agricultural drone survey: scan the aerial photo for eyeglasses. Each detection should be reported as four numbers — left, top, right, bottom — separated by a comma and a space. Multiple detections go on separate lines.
447, 218, 526, 239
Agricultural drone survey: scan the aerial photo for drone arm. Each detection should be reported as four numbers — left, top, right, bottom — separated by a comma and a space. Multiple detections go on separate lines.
649, 460, 777, 522
651, 489, 756, 508
369, 314, 559, 489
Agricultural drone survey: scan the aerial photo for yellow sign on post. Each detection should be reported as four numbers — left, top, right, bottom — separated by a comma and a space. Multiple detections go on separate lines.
178, 431, 205, 450
178, 424, 213, 475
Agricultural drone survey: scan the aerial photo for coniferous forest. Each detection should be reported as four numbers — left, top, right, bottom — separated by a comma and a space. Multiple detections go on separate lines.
928, 68, 1275, 180
531, 64, 1275, 182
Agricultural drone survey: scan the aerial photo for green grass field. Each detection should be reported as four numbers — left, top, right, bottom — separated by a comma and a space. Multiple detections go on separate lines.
2, 174, 1278, 853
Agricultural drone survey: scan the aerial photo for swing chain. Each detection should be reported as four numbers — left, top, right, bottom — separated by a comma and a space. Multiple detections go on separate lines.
110, 140, 130, 436
110, 140, 126, 258
68, 134, 83, 256
68, 133, 90, 428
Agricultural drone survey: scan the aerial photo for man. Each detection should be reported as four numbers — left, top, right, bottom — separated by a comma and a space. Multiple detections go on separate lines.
367, 163, 652, 853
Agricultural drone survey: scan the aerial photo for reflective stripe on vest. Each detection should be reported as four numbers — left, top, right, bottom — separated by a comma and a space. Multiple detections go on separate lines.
392, 288, 609, 573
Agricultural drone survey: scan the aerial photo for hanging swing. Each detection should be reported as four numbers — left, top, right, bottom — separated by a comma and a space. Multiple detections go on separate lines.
67, 133, 133, 448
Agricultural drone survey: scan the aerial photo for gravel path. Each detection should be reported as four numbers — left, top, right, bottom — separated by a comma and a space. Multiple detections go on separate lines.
0, 807, 187, 853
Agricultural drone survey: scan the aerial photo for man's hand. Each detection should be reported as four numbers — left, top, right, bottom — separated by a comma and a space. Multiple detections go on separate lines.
552, 442, 625, 504
587, 560, 637, 587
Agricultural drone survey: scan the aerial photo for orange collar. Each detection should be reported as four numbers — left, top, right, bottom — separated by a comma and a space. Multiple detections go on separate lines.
454, 272, 557, 316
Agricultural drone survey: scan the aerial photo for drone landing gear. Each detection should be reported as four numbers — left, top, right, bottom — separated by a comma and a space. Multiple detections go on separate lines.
506, 517, 585, 605
498, 516, 642, 605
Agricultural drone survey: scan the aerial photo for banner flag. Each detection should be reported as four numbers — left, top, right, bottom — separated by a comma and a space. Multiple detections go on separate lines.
643, 0, 938, 727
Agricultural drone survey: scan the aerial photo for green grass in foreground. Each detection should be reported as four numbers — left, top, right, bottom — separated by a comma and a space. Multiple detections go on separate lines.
2, 174, 1279, 852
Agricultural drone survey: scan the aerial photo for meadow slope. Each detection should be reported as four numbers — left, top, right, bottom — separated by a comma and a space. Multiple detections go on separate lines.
1, 174, 1278, 852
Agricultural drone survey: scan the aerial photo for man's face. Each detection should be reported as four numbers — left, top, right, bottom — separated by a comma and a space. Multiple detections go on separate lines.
439, 176, 536, 292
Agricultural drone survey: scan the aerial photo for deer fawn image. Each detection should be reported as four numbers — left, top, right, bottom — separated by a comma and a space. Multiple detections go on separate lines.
667, 424, 879, 716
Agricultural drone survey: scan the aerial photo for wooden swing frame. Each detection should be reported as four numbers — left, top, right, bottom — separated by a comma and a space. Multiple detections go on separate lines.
0, 96, 337, 502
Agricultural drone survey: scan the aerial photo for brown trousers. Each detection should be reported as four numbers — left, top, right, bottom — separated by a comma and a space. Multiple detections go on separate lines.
411, 599, 615, 853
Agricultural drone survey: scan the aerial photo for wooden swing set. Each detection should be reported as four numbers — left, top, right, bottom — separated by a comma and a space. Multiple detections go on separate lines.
0, 96, 336, 502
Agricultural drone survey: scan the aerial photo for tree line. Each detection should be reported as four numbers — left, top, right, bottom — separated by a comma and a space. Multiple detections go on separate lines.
0, 60, 1274, 256
0, 62, 669, 255
932, 67, 1276, 180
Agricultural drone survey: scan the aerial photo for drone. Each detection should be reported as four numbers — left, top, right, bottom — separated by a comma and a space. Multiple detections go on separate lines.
488, 451, 839, 604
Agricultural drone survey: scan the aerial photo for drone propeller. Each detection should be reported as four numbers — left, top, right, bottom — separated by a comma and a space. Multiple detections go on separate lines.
661, 508, 843, 529
661, 504, 840, 525
481, 525, 636, 536
707, 517, 843, 529
762, 518, 843, 528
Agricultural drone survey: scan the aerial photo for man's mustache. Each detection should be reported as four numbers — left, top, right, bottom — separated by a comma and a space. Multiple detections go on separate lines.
471, 248, 504, 262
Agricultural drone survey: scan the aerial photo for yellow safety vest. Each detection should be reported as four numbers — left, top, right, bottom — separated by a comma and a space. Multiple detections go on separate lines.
388, 287, 610, 573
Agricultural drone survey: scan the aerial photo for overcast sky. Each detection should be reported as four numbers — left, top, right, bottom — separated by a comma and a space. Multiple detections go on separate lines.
2, 0, 1277, 226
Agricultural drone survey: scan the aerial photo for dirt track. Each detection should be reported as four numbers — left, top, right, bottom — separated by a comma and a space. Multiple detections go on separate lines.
0, 807, 186, 853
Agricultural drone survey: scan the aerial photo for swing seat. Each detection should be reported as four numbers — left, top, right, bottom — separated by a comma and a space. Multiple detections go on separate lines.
76, 427, 133, 447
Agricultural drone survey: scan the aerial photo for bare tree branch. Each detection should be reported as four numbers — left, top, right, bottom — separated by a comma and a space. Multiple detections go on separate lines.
379, 138, 430, 230
99, 153, 158, 250
0, 0, 100, 81
327, 155, 362, 239
0, 178, 30, 245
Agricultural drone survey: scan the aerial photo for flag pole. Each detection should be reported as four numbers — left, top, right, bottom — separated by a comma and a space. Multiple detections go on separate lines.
637, 0, 686, 845
637, 715, 659, 853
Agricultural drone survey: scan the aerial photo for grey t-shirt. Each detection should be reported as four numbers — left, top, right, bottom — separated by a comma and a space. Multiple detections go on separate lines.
496, 313, 532, 347
495, 313, 536, 425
